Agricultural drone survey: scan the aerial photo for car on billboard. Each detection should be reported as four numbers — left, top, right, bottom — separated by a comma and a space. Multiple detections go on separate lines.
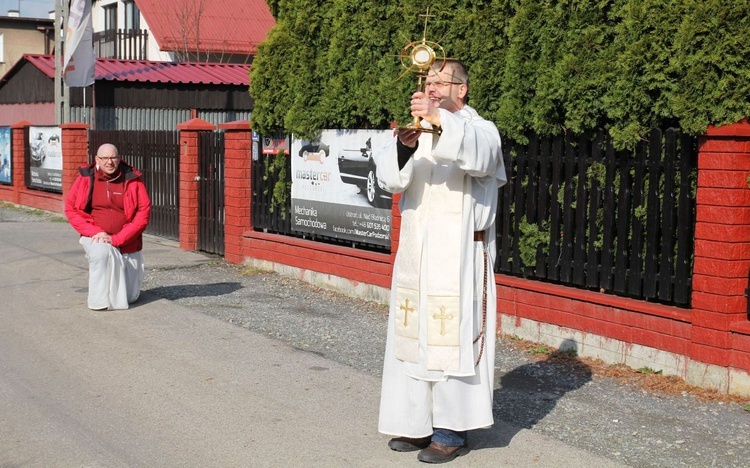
30, 131, 47, 167
337, 138, 392, 208
298, 142, 329, 163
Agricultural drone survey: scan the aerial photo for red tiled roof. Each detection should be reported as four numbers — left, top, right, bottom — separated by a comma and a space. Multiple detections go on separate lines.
135, 0, 275, 55
23, 54, 250, 85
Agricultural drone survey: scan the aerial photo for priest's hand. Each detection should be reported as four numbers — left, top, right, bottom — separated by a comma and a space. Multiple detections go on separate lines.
410, 91, 441, 128
397, 128, 421, 148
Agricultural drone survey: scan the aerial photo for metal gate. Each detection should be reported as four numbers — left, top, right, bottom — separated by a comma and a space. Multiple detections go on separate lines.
198, 131, 225, 255
89, 130, 180, 240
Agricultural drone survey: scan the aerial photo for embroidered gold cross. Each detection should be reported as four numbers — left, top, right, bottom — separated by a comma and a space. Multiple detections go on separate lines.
399, 298, 415, 327
432, 305, 454, 336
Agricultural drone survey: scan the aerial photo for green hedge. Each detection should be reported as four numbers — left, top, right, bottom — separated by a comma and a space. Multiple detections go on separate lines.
250, 0, 750, 148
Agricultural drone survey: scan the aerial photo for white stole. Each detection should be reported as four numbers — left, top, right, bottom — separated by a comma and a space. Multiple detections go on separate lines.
393, 133, 465, 371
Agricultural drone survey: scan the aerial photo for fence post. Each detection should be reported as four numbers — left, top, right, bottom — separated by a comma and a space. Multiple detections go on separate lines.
7, 121, 32, 204
60, 123, 91, 206
691, 120, 750, 387
177, 118, 215, 251
219, 120, 252, 264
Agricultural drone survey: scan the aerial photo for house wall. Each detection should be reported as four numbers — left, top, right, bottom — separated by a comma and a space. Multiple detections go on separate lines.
0, 17, 53, 77
0, 103, 54, 126
92, 0, 169, 62
138, 14, 172, 62
92, 0, 128, 34
92, 0, 118, 30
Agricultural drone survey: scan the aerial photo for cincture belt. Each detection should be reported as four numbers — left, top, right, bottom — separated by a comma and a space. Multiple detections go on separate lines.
474, 231, 484, 242
474, 241, 488, 367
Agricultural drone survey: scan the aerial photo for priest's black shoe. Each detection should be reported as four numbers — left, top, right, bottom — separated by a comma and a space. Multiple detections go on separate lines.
417, 441, 469, 463
388, 436, 432, 452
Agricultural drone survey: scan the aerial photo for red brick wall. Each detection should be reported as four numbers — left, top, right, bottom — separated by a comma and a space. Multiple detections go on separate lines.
243, 230, 393, 289
219, 121, 253, 264
692, 121, 750, 370
61, 123, 90, 209
497, 275, 692, 355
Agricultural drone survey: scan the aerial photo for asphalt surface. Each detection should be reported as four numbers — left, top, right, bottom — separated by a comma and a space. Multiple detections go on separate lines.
1, 203, 749, 467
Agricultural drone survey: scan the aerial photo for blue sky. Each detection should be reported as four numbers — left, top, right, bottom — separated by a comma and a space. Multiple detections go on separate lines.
1, 0, 55, 19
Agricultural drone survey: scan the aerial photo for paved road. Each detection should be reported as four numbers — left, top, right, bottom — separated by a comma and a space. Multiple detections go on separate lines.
0, 215, 625, 467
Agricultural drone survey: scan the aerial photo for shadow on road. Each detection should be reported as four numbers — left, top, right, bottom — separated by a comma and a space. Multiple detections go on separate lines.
471, 339, 592, 450
138, 282, 244, 304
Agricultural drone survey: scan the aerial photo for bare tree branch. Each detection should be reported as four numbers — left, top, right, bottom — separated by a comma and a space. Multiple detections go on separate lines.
170, 0, 205, 62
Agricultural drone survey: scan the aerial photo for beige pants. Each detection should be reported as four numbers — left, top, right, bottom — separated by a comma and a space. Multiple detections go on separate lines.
79, 237, 144, 310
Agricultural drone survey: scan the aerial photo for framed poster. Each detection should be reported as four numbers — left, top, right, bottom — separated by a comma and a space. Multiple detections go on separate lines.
261, 135, 289, 155
291, 129, 394, 247
27, 126, 63, 192
0, 127, 10, 184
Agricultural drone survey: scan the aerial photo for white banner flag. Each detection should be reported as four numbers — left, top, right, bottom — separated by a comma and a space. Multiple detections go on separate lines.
63, 0, 95, 87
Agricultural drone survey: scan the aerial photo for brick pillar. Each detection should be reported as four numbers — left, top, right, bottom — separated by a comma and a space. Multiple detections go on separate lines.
177, 118, 216, 251
60, 123, 90, 204
8, 121, 32, 204
219, 120, 252, 264
691, 120, 750, 366
8, 120, 32, 204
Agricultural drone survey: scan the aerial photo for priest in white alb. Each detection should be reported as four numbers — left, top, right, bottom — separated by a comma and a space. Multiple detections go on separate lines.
374, 58, 506, 464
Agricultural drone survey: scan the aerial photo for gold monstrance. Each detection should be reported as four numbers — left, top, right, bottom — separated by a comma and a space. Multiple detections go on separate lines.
397, 8, 446, 134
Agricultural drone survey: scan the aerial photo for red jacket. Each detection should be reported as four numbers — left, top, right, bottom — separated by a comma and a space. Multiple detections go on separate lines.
65, 162, 151, 254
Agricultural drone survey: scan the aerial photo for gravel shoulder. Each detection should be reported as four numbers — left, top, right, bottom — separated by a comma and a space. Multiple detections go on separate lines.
141, 260, 750, 468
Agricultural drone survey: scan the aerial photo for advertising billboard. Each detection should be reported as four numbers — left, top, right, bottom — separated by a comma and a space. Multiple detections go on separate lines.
0, 127, 10, 184
291, 129, 394, 247
28, 126, 63, 192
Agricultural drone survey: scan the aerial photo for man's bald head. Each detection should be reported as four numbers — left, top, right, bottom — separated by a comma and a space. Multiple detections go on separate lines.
97, 143, 119, 158
95, 143, 121, 177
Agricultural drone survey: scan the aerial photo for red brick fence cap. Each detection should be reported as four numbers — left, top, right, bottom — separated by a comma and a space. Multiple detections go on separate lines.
177, 118, 216, 131
705, 119, 750, 137
219, 120, 251, 131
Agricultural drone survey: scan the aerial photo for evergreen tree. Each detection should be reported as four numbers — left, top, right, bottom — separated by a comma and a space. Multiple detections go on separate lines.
250, 0, 750, 148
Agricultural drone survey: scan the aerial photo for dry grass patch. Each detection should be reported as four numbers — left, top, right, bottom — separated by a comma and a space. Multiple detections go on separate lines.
504, 334, 750, 407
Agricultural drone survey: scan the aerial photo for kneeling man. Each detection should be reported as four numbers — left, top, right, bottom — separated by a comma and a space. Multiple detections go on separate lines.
65, 143, 151, 310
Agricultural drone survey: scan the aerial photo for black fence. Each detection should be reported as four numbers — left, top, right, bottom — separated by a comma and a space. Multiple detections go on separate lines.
498, 128, 697, 307
89, 130, 180, 241
251, 140, 293, 236
198, 131, 225, 256
252, 128, 697, 307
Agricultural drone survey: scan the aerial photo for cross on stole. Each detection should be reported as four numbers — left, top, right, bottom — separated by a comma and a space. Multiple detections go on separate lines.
432, 305, 455, 336
399, 298, 415, 327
